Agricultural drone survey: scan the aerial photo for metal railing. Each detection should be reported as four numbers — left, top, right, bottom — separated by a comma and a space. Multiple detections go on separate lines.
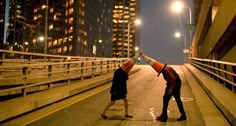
0, 49, 127, 97
190, 57, 236, 93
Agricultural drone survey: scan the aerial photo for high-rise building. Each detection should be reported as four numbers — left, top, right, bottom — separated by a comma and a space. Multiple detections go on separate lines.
112, 0, 140, 58
29, 0, 113, 56
0, 0, 25, 50
1, 0, 113, 57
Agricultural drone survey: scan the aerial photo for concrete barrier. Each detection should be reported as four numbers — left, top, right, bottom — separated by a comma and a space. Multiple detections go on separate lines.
185, 64, 236, 126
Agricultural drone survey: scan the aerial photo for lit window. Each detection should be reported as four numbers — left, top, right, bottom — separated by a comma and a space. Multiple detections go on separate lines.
58, 39, 62, 45
69, 0, 74, 6
49, 24, 53, 30
54, 15, 57, 20
50, 8, 54, 13
64, 46, 67, 52
69, 17, 73, 24
53, 40, 57, 46
33, 16, 37, 20
48, 41, 52, 47
42, 5, 46, 9
69, 45, 72, 51
69, 8, 73, 15
68, 26, 73, 33
58, 48, 61, 53
33, 8, 37, 13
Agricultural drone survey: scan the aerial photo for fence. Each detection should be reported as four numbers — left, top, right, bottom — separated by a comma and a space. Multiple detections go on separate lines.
190, 57, 236, 93
0, 49, 127, 97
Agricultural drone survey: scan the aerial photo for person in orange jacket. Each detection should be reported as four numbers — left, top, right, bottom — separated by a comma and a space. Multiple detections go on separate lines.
156, 65, 186, 122
141, 53, 186, 122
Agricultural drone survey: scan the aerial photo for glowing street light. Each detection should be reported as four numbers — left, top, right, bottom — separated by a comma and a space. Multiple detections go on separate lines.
171, 0, 192, 24
171, 1, 184, 13
175, 32, 181, 38
174, 31, 188, 62
135, 46, 139, 51
171, 0, 192, 58
128, 19, 141, 58
39, 36, 45, 41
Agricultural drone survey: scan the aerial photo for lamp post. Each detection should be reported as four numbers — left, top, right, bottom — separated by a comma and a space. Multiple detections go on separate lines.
38, 36, 44, 53
174, 31, 188, 62
44, 0, 48, 54
127, 19, 141, 58
171, 0, 192, 57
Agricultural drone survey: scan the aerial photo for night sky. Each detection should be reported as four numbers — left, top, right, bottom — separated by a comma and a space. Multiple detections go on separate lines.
139, 0, 193, 65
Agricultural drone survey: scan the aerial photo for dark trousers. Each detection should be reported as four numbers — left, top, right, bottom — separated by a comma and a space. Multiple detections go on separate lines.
161, 82, 186, 118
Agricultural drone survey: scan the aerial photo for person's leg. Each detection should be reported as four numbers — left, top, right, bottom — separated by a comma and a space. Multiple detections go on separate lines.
101, 101, 115, 119
157, 88, 172, 122
173, 90, 186, 121
123, 98, 133, 118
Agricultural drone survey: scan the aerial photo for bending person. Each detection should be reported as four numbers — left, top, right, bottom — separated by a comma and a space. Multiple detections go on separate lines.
141, 53, 186, 122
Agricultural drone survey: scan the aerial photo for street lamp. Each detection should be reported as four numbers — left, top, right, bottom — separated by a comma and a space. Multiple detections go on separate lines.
34, 36, 44, 53
174, 31, 188, 62
127, 19, 141, 58
135, 46, 139, 52
44, 0, 48, 54
174, 31, 181, 38
171, 0, 192, 57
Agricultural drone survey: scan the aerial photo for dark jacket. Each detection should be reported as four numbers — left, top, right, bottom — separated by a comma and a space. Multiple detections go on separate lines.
110, 67, 128, 95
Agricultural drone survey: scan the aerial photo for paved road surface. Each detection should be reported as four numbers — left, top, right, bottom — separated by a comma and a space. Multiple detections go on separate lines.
26, 65, 208, 126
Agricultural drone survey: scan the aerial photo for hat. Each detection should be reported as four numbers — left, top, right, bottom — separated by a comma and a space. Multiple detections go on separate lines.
120, 53, 139, 73
141, 54, 167, 76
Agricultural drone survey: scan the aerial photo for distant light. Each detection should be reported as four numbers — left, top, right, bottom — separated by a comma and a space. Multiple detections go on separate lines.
137, 56, 141, 61
67, 57, 71, 60
175, 32, 181, 38
24, 42, 29, 45
38, 36, 44, 41
171, 1, 184, 13
135, 46, 139, 51
98, 39, 102, 43
135, 19, 141, 25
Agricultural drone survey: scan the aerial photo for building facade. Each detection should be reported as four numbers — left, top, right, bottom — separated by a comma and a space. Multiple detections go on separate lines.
112, 0, 140, 58
1, 0, 113, 57
0, 0, 25, 50
192, 0, 236, 63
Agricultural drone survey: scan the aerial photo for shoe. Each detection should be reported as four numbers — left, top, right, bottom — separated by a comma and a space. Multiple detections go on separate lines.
101, 114, 108, 119
177, 115, 186, 121
156, 116, 167, 122
125, 115, 133, 118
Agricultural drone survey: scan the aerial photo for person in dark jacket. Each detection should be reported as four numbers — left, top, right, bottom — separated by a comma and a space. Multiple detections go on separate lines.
156, 65, 186, 122
101, 53, 140, 119
101, 67, 133, 119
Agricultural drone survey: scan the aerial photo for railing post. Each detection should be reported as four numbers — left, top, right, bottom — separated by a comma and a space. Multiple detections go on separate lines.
232, 66, 236, 93
22, 66, 28, 97
67, 63, 70, 84
113, 59, 116, 71
76, 59, 79, 73
92, 61, 95, 78
107, 60, 110, 73
100, 60, 103, 75
64, 58, 67, 75
81, 62, 84, 80
0, 53, 5, 77
223, 64, 227, 87
28, 55, 32, 74
48, 64, 52, 89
